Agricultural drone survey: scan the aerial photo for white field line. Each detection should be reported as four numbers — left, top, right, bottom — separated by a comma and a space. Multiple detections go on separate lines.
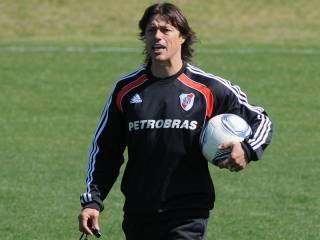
0, 46, 319, 55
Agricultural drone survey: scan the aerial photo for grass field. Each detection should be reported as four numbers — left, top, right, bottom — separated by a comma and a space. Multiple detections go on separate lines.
1, 1, 320, 240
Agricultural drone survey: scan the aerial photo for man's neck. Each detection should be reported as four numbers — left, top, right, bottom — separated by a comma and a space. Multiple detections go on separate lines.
151, 60, 183, 79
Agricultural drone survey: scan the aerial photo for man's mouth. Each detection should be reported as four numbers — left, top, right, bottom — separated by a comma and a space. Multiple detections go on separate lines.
152, 44, 166, 53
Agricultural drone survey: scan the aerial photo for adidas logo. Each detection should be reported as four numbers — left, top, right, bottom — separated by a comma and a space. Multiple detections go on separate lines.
130, 94, 142, 104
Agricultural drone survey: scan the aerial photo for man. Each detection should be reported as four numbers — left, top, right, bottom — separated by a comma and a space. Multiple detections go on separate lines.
78, 2, 272, 240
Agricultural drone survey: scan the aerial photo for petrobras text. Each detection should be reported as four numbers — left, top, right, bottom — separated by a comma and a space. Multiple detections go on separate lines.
128, 119, 198, 131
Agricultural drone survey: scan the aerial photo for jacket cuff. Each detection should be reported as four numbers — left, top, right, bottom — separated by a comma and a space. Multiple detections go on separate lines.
241, 140, 258, 162
82, 201, 104, 212
80, 193, 104, 212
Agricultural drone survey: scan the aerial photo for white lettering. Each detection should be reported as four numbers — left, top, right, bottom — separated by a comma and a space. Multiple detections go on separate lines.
128, 119, 198, 131
172, 119, 181, 128
134, 121, 139, 130
155, 119, 164, 128
163, 119, 172, 128
147, 120, 155, 129
140, 120, 148, 129
189, 121, 198, 130
180, 120, 189, 129
128, 122, 134, 131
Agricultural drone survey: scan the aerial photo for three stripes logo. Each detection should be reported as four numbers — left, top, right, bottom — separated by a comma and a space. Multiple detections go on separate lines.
130, 93, 142, 104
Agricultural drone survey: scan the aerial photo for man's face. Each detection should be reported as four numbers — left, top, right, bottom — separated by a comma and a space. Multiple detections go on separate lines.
144, 15, 185, 63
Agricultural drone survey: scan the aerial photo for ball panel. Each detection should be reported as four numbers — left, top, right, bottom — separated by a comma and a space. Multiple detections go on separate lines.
211, 148, 231, 164
221, 114, 252, 138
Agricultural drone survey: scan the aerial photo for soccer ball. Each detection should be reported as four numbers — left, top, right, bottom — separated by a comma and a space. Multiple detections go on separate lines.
200, 114, 252, 164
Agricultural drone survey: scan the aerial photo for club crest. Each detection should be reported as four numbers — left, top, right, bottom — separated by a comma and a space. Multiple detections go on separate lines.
179, 93, 195, 111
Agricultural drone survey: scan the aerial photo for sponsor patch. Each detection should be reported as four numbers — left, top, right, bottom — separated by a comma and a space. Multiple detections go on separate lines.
128, 119, 198, 131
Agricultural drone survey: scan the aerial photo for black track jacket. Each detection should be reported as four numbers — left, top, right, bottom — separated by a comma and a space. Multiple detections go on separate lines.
80, 63, 273, 217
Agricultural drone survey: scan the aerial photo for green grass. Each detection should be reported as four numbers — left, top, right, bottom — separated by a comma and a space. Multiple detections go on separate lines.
1, 0, 320, 44
1, 42, 319, 240
1, 1, 320, 239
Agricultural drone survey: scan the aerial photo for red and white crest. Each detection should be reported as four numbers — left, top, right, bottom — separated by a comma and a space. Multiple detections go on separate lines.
179, 93, 195, 111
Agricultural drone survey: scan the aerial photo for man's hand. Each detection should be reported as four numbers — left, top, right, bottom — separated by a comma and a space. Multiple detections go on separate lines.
217, 142, 248, 172
78, 208, 100, 236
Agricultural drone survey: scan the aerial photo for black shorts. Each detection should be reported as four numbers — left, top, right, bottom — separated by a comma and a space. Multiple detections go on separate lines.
122, 213, 208, 240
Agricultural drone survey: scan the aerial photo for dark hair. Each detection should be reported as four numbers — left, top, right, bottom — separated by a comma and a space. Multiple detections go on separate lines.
139, 2, 197, 63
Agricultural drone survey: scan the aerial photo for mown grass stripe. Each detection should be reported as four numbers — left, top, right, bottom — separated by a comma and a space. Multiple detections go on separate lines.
0, 46, 319, 55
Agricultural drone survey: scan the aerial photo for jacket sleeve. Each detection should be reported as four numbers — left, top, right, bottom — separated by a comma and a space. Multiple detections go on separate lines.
212, 78, 273, 161
80, 87, 126, 211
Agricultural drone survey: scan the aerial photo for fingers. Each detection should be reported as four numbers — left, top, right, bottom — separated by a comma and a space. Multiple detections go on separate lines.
219, 142, 234, 150
79, 212, 93, 235
218, 159, 244, 172
217, 142, 247, 172
78, 208, 100, 236
91, 214, 101, 231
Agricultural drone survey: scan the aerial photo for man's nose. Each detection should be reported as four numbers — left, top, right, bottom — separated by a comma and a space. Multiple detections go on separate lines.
154, 29, 163, 39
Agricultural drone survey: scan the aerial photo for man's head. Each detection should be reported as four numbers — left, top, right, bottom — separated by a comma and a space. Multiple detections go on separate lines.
139, 3, 196, 64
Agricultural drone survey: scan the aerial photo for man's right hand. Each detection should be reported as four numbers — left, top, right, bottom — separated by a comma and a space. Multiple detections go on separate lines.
78, 208, 100, 236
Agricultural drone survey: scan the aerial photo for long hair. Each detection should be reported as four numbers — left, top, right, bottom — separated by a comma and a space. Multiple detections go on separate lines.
139, 2, 197, 64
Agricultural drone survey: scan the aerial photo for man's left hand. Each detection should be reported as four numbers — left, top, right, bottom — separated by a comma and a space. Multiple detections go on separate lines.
217, 142, 248, 172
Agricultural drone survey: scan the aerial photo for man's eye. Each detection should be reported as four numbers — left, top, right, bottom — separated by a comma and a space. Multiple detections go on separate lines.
147, 28, 156, 33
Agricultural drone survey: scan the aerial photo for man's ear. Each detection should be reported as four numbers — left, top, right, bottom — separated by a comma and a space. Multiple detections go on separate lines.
179, 35, 186, 45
